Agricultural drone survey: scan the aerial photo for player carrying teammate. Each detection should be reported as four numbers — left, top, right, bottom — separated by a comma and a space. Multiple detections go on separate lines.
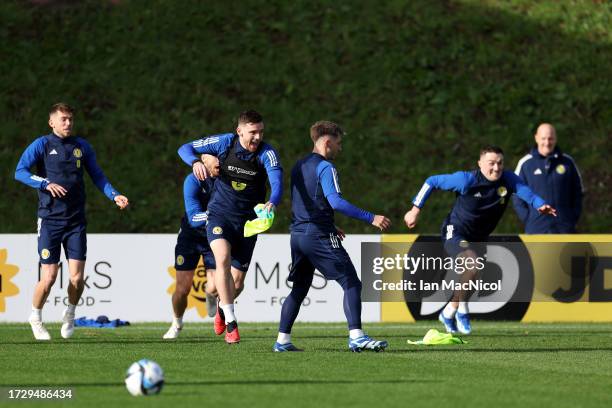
164, 155, 224, 339
274, 120, 391, 352
178, 110, 282, 343
404, 145, 556, 334
14, 103, 129, 340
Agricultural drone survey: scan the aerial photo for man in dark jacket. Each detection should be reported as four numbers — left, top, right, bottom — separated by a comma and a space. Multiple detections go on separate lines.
513, 123, 583, 233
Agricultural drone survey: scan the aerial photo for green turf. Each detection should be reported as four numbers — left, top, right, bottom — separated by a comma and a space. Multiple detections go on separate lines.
1, 322, 611, 407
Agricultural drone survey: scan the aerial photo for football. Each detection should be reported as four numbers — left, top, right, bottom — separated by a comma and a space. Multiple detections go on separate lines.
124, 359, 164, 396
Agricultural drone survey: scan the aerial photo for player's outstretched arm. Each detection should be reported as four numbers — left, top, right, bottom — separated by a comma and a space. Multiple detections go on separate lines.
507, 171, 554, 216
318, 161, 376, 225
81, 139, 126, 208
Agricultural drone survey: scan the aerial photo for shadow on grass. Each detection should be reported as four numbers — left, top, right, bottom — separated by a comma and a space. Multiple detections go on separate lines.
0, 378, 432, 388
385, 347, 612, 353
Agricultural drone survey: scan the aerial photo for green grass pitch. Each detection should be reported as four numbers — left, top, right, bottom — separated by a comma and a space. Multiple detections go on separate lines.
1, 322, 611, 407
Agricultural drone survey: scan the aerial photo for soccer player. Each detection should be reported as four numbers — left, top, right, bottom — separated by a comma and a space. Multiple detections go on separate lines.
14, 103, 129, 340
404, 146, 556, 334
273, 121, 391, 352
513, 123, 583, 233
164, 155, 221, 339
178, 110, 282, 343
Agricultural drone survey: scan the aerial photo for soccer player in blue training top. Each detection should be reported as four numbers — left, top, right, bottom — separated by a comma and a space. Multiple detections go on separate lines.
273, 121, 391, 353
164, 154, 223, 339
513, 123, 583, 233
403, 145, 556, 335
178, 110, 282, 344
15, 103, 129, 341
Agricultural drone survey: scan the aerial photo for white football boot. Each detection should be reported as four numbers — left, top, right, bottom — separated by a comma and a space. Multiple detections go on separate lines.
60, 309, 75, 339
163, 323, 182, 339
29, 317, 51, 341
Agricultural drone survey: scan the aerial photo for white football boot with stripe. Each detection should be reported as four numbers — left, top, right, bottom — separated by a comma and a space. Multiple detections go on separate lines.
348, 335, 388, 352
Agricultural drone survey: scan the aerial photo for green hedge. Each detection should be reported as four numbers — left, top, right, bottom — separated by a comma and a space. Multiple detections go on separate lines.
1, 0, 610, 233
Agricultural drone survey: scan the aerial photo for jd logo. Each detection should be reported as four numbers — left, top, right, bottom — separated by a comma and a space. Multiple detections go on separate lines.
0, 249, 20, 313
552, 243, 612, 302
403, 236, 533, 321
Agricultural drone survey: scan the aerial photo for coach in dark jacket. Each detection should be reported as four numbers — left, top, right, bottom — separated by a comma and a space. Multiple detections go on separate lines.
513, 123, 583, 233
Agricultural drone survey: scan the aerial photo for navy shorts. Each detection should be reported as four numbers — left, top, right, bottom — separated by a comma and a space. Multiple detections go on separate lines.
206, 214, 257, 272
289, 232, 358, 282
441, 223, 487, 258
37, 219, 86, 264
174, 225, 216, 271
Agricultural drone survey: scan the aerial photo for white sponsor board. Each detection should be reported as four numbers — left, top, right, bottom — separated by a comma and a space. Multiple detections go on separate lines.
0, 234, 380, 323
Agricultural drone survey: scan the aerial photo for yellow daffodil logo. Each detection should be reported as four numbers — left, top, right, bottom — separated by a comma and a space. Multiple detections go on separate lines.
41, 249, 50, 260
497, 186, 508, 197
213, 226, 223, 235
0, 249, 20, 312
73, 148, 82, 158
556, 164, 566, 174
166, 259, 208, 317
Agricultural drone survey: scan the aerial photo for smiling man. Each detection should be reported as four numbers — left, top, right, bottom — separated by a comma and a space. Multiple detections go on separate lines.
403, 146, 556, 335
177, 110, 282, 343
15, 103, 129, 341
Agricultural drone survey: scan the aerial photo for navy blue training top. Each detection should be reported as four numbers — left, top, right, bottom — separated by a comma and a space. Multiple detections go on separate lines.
290, 153, 374, 234
15, 133, 120, 224
412, 169, 546, 241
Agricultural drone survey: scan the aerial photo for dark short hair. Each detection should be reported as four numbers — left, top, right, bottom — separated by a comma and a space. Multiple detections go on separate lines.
49, 103, 74, 116
237, 110, 263, 125
480, 145, 504, 156
310, 121, 344, 143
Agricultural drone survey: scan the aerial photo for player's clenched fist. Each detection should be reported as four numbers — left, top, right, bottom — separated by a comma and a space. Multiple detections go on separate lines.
114, 195, 129, 209
404, 206, 420, 229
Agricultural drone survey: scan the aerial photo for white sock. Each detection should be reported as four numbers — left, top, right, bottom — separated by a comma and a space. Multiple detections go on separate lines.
66, 303, 76, 315
31, 307, 42, 321
458, 302, 469, 314
277, 332, 291, 344
173, 317, 183, 328
349, 329, 364, 339
442, 303, 457, 319
220, 303, 236, 323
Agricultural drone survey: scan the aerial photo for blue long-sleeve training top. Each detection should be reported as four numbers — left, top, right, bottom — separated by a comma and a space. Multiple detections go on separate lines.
412, 169, 547, 240
15, 133, 120, 224
182, 173, 215, 230
178, 133, 282, 219
290, 153, 374, 234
